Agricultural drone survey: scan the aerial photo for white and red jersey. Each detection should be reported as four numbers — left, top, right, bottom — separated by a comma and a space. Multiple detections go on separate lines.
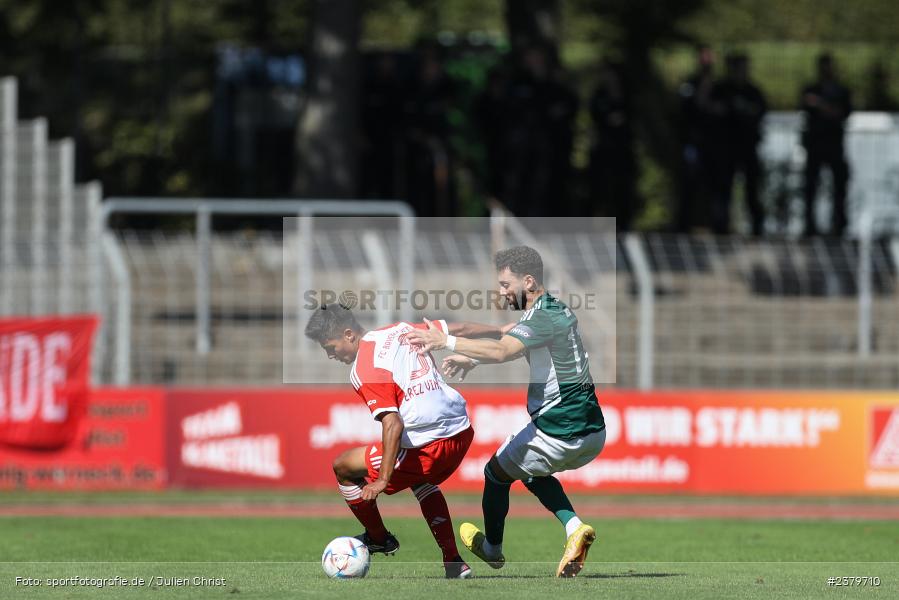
351, 319, 470, 448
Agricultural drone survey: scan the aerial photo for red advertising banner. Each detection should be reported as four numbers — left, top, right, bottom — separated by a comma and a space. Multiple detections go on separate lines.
166, 388, 348, 488
0, 387, 167, 489
166, 387, 899, 495
0, 315, 99, 449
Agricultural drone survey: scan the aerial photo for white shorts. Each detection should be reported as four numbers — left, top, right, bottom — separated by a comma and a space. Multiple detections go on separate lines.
494, 421, 606, 481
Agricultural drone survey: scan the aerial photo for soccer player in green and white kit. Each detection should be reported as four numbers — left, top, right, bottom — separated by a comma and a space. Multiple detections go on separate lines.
407, 246, 606, 578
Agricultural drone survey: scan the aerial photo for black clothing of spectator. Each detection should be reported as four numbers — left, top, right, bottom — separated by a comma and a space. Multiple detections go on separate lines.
405, 46, 456, 216
710, 53, 767, 235
800, 53, 852, 236
499, 46, 576, 218
589, 60, 639, 228
677, 46, 717, 232
475, 67, 509, 199
360, 54, 406, 199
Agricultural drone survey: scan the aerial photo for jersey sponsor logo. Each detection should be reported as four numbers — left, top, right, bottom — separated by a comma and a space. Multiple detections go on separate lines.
366, 399, 377, 406
509, 325, 534, 339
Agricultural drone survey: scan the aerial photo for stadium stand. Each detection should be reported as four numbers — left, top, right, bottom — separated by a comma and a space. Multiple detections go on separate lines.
2, 74, 898, 390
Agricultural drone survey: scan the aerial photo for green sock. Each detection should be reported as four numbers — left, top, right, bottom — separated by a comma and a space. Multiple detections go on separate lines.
523, 476, 577, 525
482, 464, 511, 545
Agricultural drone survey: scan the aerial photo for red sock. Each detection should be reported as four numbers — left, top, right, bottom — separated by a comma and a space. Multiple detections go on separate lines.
413, 483, 460, 562
339, 482, 388, 543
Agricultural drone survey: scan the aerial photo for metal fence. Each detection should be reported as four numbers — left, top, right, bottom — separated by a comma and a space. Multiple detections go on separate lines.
617, 232, 899, 389
2, 201, 898, 389
79, 215, 899, 390
0, 76, 105, 381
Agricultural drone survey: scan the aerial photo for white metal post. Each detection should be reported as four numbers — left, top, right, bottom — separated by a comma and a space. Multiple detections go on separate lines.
297, 214, 313, 363
360, 229, 393, 328
624, 233, 654, 390
101, 232, 131, 385
80, 182, 104, 383
0, 77, 16, 315
398, 215, 415, 324
857, 209, 873, 357
50, 139, 75, 314
99, 198, 414, 384
196, 207, 212, 354
18, 119, 49, 315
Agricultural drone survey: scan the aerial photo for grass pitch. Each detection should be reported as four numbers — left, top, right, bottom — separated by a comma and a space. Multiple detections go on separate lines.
0, 495, 897, 599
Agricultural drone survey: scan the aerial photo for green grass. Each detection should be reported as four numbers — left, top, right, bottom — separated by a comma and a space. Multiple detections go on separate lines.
0, 512, 897, 599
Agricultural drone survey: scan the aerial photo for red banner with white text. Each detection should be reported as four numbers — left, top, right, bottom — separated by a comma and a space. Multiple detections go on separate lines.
165, 387, 899, 495
0, 387, 167, 489
0, 316, 99, 449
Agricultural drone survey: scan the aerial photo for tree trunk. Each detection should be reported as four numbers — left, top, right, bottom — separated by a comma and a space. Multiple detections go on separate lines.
293, 0, 361, 198
504, 0, 561, 57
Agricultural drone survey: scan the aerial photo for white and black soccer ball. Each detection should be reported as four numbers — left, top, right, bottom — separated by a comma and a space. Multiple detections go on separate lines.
321, 536, 371, 579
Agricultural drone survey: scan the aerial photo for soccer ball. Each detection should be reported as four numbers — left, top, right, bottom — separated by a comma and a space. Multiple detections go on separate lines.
321, 537, 371, 579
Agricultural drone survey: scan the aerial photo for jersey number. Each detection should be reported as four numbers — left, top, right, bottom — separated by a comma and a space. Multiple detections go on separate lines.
398, 332, 431, 380
568, 326, 584, 374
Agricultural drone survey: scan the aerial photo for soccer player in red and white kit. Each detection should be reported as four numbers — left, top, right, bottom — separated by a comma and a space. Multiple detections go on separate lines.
304, 303, 507, 579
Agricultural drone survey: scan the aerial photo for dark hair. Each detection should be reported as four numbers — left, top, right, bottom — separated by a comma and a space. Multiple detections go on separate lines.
494, 245, 544, 284
304, 303, 362, 343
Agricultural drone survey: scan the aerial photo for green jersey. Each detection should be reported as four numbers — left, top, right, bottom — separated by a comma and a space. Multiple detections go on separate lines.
506, 292, 605, 439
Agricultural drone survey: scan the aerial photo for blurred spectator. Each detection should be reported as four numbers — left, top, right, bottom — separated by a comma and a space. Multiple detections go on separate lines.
405, 44, 456, 216
588, 59, 639, 228
500, 45, 576, 217
865, 62, 898, 112
475, 66, 509, 200
800, 53, 852, 236
676, 45, 717, 232
710, 53, 767, 235
360, 53, 406, 199
545, 49, 579, 216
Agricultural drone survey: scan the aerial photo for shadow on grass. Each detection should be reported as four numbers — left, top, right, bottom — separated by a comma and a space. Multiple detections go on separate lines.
581, 572, 684, 579
429, 572, 684, 580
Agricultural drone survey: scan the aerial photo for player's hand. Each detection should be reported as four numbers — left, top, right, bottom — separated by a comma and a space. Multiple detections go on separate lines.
406, 318, 446, 354
442, 354, 477, 381
362, 478, 388, 501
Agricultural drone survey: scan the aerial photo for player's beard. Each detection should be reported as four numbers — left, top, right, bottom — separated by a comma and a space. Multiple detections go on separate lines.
506, 290, 527, 311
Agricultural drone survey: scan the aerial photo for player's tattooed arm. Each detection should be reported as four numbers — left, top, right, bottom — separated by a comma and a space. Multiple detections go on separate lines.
446, 321, 516, 339
409, 319, 526, 364
362, 412, 403, 501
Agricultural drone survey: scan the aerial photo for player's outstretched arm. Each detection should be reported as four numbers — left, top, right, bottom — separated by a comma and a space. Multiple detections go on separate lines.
442, 354, 479, 380
408, 318, 526, 364
362, 412, 403, 501
446, 321, 516, 339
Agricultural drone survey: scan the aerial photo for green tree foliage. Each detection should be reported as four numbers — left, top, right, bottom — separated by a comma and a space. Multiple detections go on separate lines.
0, 0, 310, 198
